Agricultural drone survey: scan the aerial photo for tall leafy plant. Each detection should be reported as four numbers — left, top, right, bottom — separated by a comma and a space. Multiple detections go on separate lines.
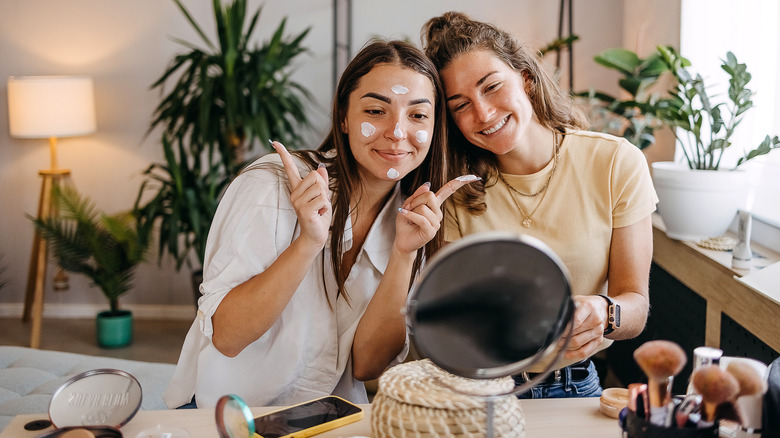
139, 0, 314, 283
32, 186, 151, 315
135, 134, 227, 271
577, 48, 670, 149
655, 46, 779, 170
150, 0, 313, 175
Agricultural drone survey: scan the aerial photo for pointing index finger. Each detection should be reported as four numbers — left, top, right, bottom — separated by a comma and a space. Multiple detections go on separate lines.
435, 174, 481, 203
271, 140, 302, 188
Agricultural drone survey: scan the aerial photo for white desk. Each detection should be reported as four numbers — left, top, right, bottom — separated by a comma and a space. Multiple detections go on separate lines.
1, 398, 620, 437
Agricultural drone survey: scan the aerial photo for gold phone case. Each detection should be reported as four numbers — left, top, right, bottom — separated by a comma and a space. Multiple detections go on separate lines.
254, 395, 363, 438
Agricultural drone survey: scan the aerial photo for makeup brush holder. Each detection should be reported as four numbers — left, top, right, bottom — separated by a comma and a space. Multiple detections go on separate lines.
623, 411, 718, 438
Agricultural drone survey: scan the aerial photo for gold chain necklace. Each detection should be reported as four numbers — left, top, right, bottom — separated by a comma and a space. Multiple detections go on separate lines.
499, 131, 561, 228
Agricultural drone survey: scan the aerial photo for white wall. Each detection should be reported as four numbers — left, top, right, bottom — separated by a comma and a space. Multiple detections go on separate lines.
0, 1, 679, 317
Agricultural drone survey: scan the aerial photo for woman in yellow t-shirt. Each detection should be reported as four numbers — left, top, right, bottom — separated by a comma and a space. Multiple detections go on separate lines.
421, 12, 658, 399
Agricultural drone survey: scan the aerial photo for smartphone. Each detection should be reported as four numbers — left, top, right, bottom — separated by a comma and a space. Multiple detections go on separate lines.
252, 395, 363, 438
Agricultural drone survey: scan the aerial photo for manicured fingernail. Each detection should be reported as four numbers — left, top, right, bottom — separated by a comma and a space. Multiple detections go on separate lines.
423, 181, 431, 188
456, 174, 481, 182
398, 207, 408, 214
318, 163, 326, 169
268, 139, 274, 145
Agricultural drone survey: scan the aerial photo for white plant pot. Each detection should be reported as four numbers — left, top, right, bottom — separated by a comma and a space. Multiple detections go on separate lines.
651, 161, 748, 241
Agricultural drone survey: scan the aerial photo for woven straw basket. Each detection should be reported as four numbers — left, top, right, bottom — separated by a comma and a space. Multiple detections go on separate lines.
371, 359, 525, 437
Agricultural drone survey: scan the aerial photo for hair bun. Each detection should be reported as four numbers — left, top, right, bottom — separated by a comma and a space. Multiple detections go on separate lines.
422, 11, 472, 49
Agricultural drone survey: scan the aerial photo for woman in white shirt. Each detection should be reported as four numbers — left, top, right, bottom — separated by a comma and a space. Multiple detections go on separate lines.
164, 40, 477, 409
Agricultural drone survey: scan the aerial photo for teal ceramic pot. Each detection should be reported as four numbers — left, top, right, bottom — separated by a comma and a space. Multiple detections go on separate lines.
96, 310, 133, 348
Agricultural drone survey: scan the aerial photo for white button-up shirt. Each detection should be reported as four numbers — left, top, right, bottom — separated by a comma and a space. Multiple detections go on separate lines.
163, 154, 408, 409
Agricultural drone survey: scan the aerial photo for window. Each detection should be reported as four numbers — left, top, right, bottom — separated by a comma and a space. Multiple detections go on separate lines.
681, 0, 780, 226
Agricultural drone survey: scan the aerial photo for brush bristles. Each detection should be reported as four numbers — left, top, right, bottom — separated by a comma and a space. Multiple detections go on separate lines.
726, 361, 763, 397
633, 340, 687, 379
692, 365, 739, 404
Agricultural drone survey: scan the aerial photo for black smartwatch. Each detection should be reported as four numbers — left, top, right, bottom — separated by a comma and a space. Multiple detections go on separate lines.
599, 294, 620, 335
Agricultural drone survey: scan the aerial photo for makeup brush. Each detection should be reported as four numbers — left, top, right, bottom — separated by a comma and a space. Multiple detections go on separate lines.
725, 359, 767, 434
691, 364, 739, 427
687, 346, 723, 395
633, 340, 687, 427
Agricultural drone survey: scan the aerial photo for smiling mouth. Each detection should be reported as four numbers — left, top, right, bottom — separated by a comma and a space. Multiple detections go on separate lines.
481, 115, 509, 135
375, 150, 410, 162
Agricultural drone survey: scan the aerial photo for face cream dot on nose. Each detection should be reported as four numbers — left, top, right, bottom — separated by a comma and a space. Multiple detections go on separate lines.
415, 130, 428, 143
394, 123, 403, 139
391, 84, 409, 95
361, 122, 376, 137
387, 168, 400, 179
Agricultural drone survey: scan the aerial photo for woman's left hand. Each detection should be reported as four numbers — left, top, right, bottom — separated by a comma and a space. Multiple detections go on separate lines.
563, 295, 609, 360
394, 175, 480, 255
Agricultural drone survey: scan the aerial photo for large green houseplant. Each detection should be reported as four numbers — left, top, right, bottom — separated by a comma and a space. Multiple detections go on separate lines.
577, 48, 671, 150
654, 46, 779, 170
138, 0, 313, 302
650, 46, 780, 240
32, 185, 151, 348
150, 0, 313, 174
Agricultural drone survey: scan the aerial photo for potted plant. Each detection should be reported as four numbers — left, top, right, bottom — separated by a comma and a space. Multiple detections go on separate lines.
651, 46, 779, 240
138, 0, 313, 302
32, 185, 151, 348
577, 47, 671, 150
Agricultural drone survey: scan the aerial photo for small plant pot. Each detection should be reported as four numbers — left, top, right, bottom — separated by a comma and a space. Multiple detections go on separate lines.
96, 310, 133, 348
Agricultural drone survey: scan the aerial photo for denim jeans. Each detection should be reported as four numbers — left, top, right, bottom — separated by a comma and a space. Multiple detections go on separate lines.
516, 360, 603, 399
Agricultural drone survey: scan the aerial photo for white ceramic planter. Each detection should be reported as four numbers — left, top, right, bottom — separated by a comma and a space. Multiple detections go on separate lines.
651, 161, 748, 241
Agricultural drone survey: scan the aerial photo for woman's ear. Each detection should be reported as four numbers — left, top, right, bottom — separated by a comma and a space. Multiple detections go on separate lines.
340, 118, 348, 134
521, 71, 533, 93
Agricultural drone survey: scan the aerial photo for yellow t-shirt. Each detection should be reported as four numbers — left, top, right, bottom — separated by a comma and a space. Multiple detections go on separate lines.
443, 130, 658, 371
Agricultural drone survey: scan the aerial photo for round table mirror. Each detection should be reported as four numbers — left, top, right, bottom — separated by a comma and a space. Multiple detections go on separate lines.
406, 231, 574, 390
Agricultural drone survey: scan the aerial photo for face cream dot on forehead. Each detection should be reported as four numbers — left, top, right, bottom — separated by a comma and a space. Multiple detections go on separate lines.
415, 130, 428, 143
456, 174, 481, 182
361, 122, 376, 137
394, 123, 403, 139
391, 84, 409, 95
387, 168, 400, 179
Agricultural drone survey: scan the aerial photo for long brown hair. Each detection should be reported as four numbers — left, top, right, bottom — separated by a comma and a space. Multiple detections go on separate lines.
248, 40, 447, 303
422, 11, 587, 213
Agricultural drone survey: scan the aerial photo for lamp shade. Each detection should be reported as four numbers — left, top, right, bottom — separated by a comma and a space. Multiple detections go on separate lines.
7, 76, 96, 138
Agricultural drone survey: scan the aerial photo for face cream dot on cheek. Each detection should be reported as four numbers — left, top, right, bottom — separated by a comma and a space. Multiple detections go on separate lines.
415, 130, 428, 143
391, 84, 409, 94
361, 122, 376, 137
387, 168, 400, 179
394, 123, 403, 139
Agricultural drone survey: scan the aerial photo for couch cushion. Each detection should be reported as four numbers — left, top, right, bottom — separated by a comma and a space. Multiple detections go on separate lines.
0, 346, 175, 432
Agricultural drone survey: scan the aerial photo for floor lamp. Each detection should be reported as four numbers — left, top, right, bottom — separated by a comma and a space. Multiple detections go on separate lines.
7, 75, 96, 348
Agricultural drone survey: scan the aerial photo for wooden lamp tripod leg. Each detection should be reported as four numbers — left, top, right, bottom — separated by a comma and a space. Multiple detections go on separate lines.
22, 173, 56, 349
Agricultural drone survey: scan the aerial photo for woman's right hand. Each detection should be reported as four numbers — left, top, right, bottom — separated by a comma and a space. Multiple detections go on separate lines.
394, 175, 480, 255
272, 141, 332, 249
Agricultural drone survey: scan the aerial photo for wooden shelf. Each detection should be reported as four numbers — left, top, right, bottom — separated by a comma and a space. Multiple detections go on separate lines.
651, 214, 780, 353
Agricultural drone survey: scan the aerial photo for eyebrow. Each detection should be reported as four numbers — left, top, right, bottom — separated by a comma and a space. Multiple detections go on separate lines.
446, 71, 498, 102
409, 98, 432, 106
361, 92, 431, 106
361, 92, 391, 103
